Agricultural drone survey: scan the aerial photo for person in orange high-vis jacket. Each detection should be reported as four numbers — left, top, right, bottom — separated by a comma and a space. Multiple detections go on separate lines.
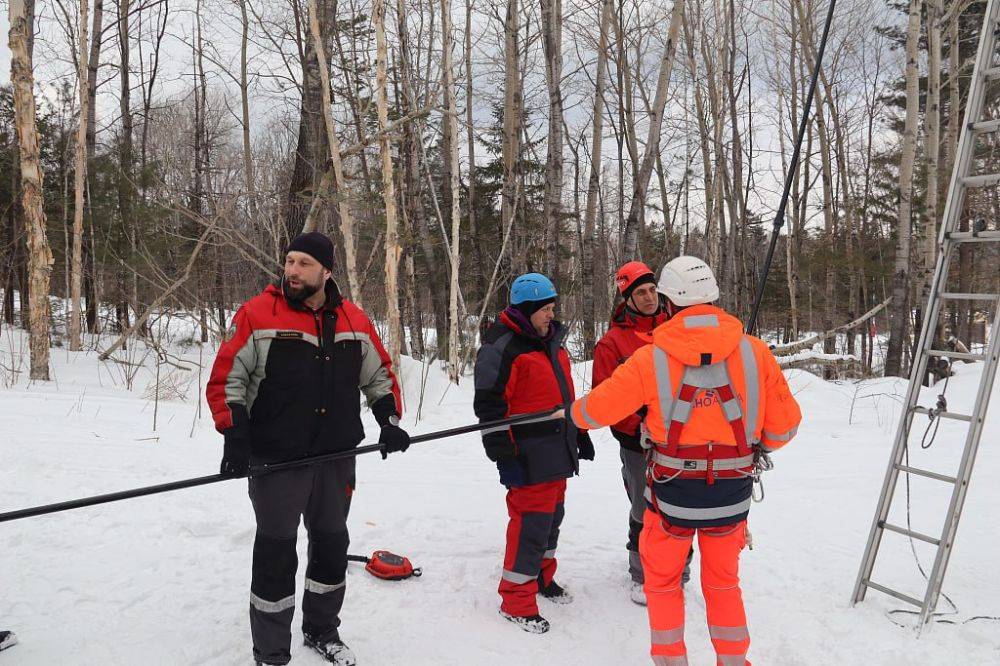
567, 256, 801, 666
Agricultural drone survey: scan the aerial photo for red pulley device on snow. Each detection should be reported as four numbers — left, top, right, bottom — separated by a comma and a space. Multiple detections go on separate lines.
347, 550, 422, 581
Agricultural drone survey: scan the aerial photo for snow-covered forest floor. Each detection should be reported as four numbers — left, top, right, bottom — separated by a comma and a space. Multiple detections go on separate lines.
1, 330, 998, 665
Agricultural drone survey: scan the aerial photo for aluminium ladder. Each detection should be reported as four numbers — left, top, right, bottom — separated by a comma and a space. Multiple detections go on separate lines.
852, 0, 1000, 628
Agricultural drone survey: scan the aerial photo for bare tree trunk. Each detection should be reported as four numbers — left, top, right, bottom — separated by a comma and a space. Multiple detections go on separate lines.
239, 0, 256, 223
922, 0, 943, 320
465, 0, 485, 308
582, 0, 614, 356
501, 0, 522, 262
9, 0, 53, 380
441, 0, 462, 383
621, 0, 684, 259
945, 6, 970, 343
84, 0, 103, 333
306, 0, 362, 305
885, 0, 921, 377
540, 0, 564, 280
69, 0, 91, 351
374, 0, 401, 371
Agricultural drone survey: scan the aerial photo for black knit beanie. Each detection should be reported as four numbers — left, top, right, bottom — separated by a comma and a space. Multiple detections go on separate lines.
513, 296, 556, 318
286, 232, 335, 270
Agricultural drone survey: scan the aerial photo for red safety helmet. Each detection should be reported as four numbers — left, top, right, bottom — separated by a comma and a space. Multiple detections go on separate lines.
615, 261, 656, 298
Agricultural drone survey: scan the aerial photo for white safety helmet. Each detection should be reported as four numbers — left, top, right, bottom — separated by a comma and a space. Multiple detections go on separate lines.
656, 256, 720, 306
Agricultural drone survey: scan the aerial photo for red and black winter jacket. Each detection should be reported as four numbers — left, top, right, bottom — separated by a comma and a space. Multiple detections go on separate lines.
473, 310, 578, 485
207, 280, 401, 464
592, 301, 667, 451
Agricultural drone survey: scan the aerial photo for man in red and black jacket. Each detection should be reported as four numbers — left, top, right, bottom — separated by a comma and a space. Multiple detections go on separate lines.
474, 273, 594, 635
592, 261, 675, 605
208, 232, 407, 666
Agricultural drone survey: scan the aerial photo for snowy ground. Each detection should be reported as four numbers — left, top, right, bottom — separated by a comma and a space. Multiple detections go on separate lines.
1, 332, 998, 665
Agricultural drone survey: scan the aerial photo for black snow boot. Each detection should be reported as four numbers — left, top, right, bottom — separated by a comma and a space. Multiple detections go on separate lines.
499, 611, 550, 634
303, 629, 357, 666
538, 578, 573, 605
0, 631, 16, 652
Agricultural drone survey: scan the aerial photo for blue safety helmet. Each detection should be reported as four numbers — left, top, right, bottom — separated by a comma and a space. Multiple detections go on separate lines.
510, 273, 558, 305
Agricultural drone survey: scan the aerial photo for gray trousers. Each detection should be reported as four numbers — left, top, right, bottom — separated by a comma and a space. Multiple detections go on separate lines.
247, 458, 355, 665
620, 448, 648, 583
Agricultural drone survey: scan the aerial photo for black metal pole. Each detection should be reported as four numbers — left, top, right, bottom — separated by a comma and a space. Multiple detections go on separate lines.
0, 409, 560, 524
746, 0, 837, 334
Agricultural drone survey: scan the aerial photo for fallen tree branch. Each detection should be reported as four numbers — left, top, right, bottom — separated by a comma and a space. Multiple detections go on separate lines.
772, 297, 891, 357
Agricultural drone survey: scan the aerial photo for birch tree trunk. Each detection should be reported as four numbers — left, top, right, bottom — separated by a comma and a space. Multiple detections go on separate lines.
442, 0, 462, 383
621, 0, 684, 259
306, 0, 362, 305
9, 0, 53, 380
465, 0, 486, 307
922, 0, 942, 318
885, 0, 922, 377
69, 0, 91, 351
374, 0, 402, 372
540, 0, 564, 280
582, 0, 614, 355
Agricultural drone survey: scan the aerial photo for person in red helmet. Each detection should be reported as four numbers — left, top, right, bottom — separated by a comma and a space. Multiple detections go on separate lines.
593, 261, 676, 605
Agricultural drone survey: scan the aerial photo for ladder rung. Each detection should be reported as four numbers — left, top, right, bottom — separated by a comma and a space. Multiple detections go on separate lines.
939, 292, 999, 301
925, 349, 986, 362
863, 580, 924, 608
912, 405, 973, 422
962, 174, 1000, 187
879, 521, 942, 546
894, 463, 958, 484
970, 119, 1000, 133
944, 230, 1000, 243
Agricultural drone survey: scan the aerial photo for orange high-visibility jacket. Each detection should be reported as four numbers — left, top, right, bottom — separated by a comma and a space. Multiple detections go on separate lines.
571, 304, 801, 453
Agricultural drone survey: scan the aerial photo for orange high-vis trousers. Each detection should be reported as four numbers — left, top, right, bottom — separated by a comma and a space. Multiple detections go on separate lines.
639, 509, 750, 666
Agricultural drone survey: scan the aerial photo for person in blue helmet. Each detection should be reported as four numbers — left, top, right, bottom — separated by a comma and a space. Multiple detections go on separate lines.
473, 273, 594, 634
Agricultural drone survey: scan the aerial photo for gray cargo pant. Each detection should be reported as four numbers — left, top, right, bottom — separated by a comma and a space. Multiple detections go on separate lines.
621, 448, 648, 583
247, 458, 354, 665
621, 448, 693, 585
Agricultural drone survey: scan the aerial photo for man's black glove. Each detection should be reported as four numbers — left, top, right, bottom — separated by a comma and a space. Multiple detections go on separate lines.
379, 420, 411, 459
577, 430, 595, 461
220, 432, 252, 478
496, 456, 528, 487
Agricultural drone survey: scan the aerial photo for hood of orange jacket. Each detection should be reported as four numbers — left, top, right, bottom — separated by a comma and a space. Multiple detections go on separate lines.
653, 304, 744, 367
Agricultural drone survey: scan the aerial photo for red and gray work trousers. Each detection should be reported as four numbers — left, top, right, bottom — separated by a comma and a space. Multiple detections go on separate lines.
248, 458, 355, 665
498, 479, 567, 617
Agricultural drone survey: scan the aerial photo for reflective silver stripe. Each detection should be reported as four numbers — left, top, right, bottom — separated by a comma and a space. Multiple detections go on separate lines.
304, 578, 345, 594
683, 314, 720, 329
482, 412, 560, 436
576, 396, 603, 430
763, 426, 798, 442
542, 549, 557, 559
653, 347, 675, 435
502, 569, 536, 585
740, 337, 759, 442
250, 592, 295, 613
685, 363, 728, 388
644, 488, 752, 521
721, 398, 742, 421
652, 656, 689, 666
672, 400, 692, 423
709, 625, 750, 642
651, 627, 685, 645
651, 451, 755, 471
254, 328, 320, 347
717, 654, 748, 666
